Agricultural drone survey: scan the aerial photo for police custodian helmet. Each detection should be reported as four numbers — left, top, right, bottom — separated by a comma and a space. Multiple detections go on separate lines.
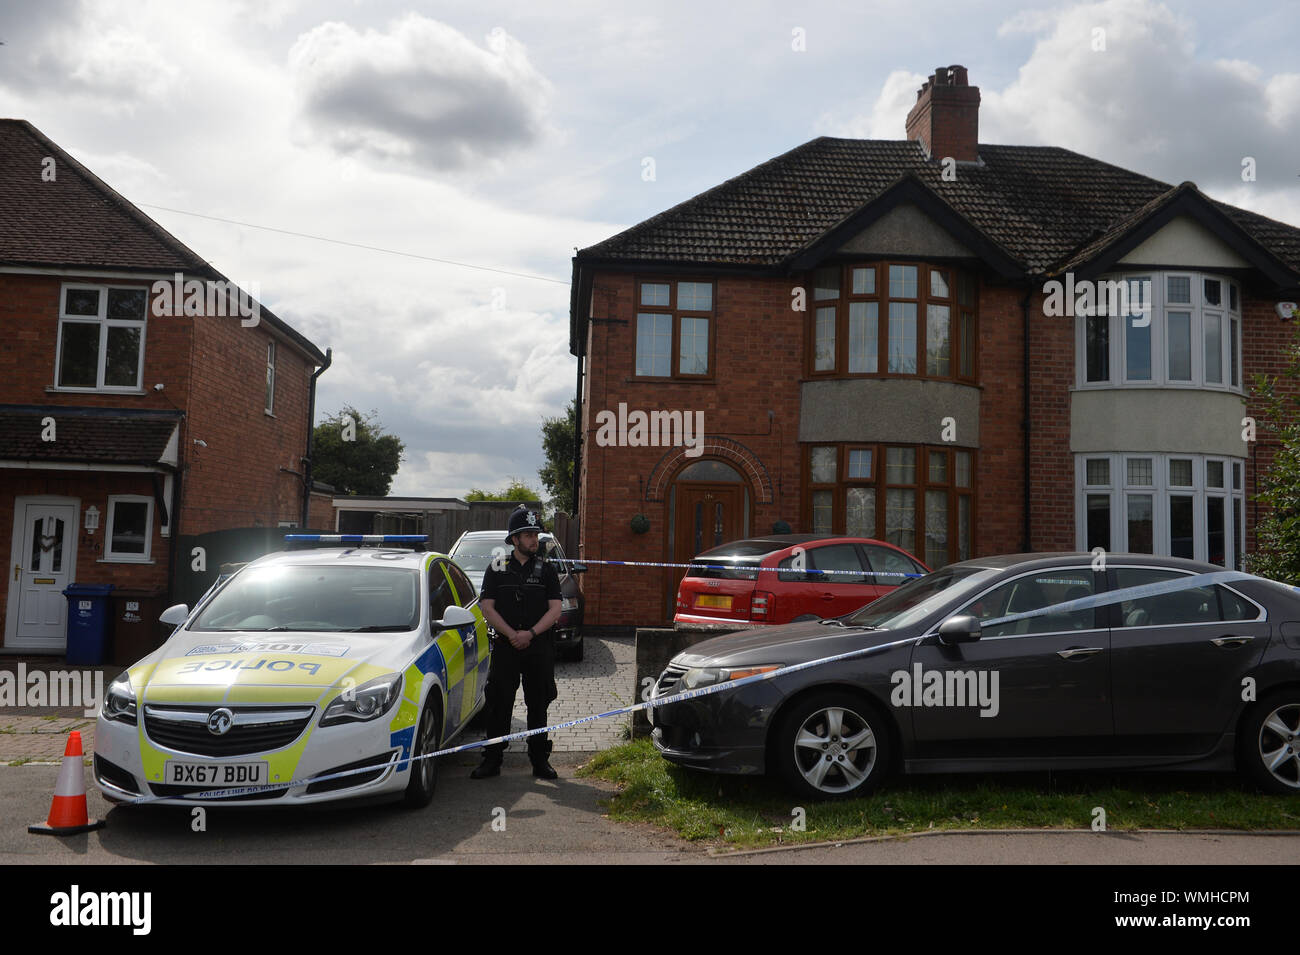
505, 505, 543, 544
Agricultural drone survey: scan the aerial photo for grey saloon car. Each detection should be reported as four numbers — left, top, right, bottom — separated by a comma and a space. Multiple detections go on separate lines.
649, 553, 1300, 799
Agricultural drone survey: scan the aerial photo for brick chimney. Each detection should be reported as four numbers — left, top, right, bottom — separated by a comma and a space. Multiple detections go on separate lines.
905, 64, 980, 162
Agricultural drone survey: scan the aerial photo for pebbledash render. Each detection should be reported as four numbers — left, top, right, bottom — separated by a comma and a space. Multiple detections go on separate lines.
567, 64, 1300, 629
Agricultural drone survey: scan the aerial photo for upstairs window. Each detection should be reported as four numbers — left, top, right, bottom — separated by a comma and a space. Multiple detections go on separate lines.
56, 284, 148, 391
635, 279, 715, 379
808, 262, 976, 382
1077, 271, 1241, 391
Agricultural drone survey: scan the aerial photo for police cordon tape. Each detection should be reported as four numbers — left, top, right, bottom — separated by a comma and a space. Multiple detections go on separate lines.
118, 568, 1273, 805
459, 554, 926, 579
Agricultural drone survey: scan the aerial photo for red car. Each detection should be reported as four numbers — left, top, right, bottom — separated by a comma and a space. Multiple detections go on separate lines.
674, 535, 929, 630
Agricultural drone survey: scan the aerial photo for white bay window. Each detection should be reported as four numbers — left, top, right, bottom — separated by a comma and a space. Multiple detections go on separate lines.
1076, 453, 1245, 568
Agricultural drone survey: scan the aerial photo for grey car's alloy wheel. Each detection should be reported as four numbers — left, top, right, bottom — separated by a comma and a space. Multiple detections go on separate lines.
1243, 694, 1300, 795
775, 691, 891, 800
403, 701, 441, 808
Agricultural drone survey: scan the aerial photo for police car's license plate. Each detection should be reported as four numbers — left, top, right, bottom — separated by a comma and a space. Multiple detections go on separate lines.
165, 761, 267, 787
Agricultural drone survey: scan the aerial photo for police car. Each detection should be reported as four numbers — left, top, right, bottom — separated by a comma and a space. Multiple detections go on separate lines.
93, 536, 489, 808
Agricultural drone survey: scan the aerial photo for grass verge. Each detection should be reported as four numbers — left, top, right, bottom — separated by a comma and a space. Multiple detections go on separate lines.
580, 739, 1300, 850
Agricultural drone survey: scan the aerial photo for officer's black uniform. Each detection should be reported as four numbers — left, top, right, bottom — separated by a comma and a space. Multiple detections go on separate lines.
473, 507, 563, 779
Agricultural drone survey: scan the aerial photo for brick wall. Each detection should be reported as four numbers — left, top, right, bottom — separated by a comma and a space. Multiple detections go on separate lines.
977, 281, 1031, 554
579, 271, 805, 627
0, 273, 193, 411
1025, 287, 1076, 551
179, 311, 316, 535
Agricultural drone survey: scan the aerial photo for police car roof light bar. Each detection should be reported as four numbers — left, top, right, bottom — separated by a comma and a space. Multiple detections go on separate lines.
284, 534, 430, 552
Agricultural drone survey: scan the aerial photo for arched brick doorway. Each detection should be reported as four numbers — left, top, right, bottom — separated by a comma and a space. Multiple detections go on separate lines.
662, 459, 751, 620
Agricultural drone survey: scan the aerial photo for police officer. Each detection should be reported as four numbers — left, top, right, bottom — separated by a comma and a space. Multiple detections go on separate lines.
471, 505, 564, 779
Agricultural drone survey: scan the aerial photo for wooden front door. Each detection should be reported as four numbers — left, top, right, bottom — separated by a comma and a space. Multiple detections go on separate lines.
666, 483, 743, 620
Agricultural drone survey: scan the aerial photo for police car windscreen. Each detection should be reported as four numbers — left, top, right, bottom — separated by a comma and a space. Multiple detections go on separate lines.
191, 566, 421, 633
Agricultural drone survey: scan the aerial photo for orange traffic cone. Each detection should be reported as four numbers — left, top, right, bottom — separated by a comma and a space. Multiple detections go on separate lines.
28, 731, 105, 835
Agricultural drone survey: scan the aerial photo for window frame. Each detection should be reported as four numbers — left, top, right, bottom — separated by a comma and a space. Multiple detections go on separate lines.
1075, 452, 1246, 568
1074, 270, 1242, 393
802, 442, 975, 566
633, 277, 717, 381
103, 494, 154, 563
805, 261, 977, 384
55, 283, 149, 393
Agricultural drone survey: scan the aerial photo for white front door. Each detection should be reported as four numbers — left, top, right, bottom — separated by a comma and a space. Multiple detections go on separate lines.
6, 498, 78, 650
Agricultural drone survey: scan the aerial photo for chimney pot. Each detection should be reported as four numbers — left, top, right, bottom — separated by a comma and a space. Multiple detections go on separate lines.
905, 63, 980, 162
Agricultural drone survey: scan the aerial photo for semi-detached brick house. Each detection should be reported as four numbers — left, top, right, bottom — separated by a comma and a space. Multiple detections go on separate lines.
567, 64, 1300, 629
0, 119, 331, 655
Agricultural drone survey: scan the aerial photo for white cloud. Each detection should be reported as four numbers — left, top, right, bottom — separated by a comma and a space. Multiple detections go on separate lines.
815, 68, 926, 140
287, 15, 554, 173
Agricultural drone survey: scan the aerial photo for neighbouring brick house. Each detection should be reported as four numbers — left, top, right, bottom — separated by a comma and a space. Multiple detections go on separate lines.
0, 119, 332, 654
568, 64, 1300, 628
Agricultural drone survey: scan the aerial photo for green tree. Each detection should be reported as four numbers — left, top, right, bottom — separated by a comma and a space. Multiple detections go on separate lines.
538, 400, 576, 514
464, 478, 542, 502
312, 406, 405, 496
1249, 313, 1300, 583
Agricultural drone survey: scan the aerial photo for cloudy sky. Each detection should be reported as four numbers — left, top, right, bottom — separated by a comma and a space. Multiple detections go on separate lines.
2, 0, 1296, 499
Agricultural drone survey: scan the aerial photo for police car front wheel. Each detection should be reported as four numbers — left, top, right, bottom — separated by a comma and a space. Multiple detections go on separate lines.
404, 701, 442, 808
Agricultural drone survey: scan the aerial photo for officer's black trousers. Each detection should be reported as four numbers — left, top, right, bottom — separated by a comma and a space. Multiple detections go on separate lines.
482, 634, 557, 761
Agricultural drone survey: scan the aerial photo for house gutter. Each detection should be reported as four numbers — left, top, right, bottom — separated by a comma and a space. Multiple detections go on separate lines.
301, 347, 333, 527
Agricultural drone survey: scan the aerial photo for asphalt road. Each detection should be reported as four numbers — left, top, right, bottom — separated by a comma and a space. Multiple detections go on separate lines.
5, 755, 1300, 865
1, 753, 699, 865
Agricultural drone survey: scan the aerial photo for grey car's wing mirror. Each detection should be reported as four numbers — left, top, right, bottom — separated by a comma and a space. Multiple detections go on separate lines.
434, 605, 477, 632
571, 562, 587, 573
159, 603, 189, 627
937, 614, 982, 645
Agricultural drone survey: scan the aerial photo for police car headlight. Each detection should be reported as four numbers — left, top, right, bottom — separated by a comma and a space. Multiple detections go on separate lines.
320, 673, 403, 727
103, 672, 137, 725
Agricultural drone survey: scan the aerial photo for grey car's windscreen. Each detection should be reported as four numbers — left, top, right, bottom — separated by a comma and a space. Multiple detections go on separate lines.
845, 566, 998, 630
190, 565, 421, 632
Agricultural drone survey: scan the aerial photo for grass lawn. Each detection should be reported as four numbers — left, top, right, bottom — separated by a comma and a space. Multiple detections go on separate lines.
579, 739, 1300, 850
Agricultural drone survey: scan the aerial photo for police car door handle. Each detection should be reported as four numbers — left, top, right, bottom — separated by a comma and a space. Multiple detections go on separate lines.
1211, 635, 1253, 647
1057, 647, 1103, 660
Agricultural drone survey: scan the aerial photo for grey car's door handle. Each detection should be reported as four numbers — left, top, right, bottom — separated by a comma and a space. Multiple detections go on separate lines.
1211, 635, 1254, 647
1057, 647, 1103, 660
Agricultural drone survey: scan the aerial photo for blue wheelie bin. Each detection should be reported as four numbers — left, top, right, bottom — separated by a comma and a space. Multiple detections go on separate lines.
63, 584, 115, 665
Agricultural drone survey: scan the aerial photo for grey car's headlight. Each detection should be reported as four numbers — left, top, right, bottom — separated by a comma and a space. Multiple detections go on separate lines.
682, 665, 781, 690
103, 671, 137, 725
561, 597, 578, 612
320, 673, 403, 727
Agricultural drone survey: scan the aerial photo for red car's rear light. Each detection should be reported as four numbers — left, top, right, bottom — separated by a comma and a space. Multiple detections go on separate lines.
751, 590, 774, 618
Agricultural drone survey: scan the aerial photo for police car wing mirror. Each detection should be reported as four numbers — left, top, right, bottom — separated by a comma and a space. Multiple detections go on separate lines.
572, 562, 587, 574
434, 606, 477, 632
160, 603, 189, 627
937, 614, 982, 645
